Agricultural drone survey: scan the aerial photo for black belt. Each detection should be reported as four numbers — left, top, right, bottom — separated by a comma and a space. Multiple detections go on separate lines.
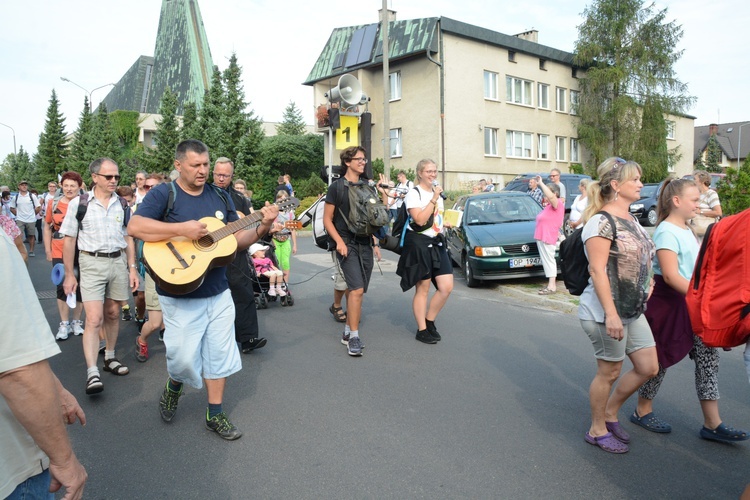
81, 250, 122, 258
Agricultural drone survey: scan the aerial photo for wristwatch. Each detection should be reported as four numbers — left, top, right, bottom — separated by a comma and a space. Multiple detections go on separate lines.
129, 264, 137, 269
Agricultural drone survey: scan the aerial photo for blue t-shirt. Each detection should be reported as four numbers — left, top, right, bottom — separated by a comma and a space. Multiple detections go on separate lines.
651, 221, 699, 280
135, 182, 238, 298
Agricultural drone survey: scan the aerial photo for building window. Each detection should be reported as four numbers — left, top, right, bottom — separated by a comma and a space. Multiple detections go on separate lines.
390, 128, 402, 157
506, 130, 533, 158
508, 50, 516, 62
484, 127, 499, 156
666, 120, 676, 140
389, 71, 401, 101
538, 83, 549, 109
506, 76, 532, 106
539, 59, 547, 70
556, 136, 566, 161
556, 87, 566, 112
667, 155, 675, 173
538, 134, 549, 160
570, 138, 579, 163
570, 90, 580, 115
484, 71, 499, 100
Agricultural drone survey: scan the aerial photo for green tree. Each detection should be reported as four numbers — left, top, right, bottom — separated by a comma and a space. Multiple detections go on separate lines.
1, 147, 34, 188
276, 101, 306, 136
198, 68, 225, 154
574, 0, 693, 172
67, 97, 96, 176
633, 98, 669, 183
34, 89, 67, 185
717, 162, 750, 215
180, 101, 202, 141
703, 135, 724, 173
90, 103, 119, 165
109, 110, 146, 185
147, 87, 181, 172
258, 134, 323, 180
217, 53, 265, 166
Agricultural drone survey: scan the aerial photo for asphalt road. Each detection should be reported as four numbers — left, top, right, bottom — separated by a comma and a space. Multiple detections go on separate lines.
24, 236, 750, 499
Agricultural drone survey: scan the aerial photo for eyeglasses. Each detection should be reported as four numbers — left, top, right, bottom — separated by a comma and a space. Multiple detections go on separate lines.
144, 184, 156, 190
351, 157, 368, 163
214, 173, 232, 179
95, 173, 121, 181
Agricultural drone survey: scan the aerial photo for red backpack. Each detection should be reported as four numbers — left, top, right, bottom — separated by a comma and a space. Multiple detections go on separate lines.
686, 208, 750, 348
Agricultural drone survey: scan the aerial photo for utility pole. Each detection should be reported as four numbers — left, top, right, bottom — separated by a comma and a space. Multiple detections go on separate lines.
381, 1, 391, 181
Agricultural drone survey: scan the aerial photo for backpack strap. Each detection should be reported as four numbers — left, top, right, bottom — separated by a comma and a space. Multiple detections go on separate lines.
76, 192, 131, 230
161, 183, 231, 222
692, 221, 714, 291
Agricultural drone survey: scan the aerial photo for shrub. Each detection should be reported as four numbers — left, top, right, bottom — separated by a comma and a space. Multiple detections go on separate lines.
717, 165, 750, 216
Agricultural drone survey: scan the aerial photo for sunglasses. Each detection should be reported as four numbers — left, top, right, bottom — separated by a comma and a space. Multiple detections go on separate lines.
144, 184, 157, 190
95, 173, 121, 181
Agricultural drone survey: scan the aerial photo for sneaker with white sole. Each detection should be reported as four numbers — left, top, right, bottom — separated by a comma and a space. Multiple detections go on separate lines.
347, 336, 363, 356
71, 320, 84, 336
56, 321, 71, 341
276, 286, 287, 297
268, 287, 277, 297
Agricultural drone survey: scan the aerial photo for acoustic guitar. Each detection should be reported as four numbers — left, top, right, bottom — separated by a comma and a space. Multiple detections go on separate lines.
143, 197, 299, 295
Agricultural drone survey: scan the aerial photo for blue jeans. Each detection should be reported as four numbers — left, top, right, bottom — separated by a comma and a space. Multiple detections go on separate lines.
7, 468, 54, 500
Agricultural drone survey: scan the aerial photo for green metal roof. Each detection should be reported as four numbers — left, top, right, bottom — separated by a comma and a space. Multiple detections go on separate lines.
303, 18, 439, 85
304, 16, 579, 86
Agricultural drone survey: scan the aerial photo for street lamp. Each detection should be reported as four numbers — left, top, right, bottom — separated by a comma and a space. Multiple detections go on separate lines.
738, 122, 750, 171
0, 122, 16, 155
60, 77, 115, 110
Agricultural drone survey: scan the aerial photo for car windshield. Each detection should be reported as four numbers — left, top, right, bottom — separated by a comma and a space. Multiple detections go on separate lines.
640, 185, 658, 198
465, 196, 541, 225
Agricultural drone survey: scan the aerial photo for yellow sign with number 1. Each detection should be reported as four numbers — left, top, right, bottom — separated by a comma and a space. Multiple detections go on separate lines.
336, 115, 359, 149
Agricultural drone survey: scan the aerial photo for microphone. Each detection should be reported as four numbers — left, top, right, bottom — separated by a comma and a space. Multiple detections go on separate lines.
432, 180, 447, 199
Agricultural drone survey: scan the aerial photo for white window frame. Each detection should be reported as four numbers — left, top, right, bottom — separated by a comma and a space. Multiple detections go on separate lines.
506, 130, 533, 158
556, 87, 566, 112
484, 127, 499, 156
667, 155, 675, 173
570, 90, 580, 115
389, 71, 401, 101
666, 120, 676, 140
484, 70, 499, 101
570, 138, 579, 163
556, 136, 566, 161
538, 83, 549, 110
390, 128, 402, 157
538, 134, 549, 160
506, 76, 533, 106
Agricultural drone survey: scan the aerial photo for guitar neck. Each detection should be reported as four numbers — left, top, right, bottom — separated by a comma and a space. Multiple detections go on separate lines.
209, 211, 264, 242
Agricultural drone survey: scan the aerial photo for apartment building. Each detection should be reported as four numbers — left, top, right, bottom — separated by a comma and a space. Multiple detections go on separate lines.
305, 14, 694, 189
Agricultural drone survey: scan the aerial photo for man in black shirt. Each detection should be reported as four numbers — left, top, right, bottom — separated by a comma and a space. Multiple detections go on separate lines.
213, 157, 266, 352
323, 146, 381, 356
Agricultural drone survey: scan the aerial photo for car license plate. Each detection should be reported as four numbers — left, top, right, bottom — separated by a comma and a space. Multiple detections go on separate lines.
509, 257, 541, 268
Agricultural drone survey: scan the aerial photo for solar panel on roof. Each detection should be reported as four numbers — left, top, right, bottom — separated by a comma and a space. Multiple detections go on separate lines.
345, 24, 378, 67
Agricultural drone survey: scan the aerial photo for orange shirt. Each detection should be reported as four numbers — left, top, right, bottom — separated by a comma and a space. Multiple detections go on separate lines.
45, 197, 71, 258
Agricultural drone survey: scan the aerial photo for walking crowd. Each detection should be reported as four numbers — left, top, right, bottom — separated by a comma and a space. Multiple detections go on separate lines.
1, 141, 749, 498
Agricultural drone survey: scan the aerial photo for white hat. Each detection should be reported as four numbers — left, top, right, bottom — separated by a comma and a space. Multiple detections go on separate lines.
249, 243, 269, 255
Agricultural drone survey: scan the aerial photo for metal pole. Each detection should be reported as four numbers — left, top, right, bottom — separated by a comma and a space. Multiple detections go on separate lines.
89, 83, 115, 110
381, 1, 391, 181
0, 122, 16, 155
738, 122, 750, 171
328, 127, 333, 186
60, 77, 92, 106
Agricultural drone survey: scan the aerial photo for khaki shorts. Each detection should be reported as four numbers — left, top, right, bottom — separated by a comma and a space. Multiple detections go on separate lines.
144, 274, 161, 311
580, 314, 655, 362
79, 252, 129, 302
332, 251, 347, 291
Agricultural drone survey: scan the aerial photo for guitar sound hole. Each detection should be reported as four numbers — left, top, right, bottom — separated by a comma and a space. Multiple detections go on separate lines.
196, 235, 215, 249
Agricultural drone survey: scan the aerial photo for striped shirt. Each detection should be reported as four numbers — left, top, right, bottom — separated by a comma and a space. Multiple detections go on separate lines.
698, 188, 720, 211
58, 191, 128, 253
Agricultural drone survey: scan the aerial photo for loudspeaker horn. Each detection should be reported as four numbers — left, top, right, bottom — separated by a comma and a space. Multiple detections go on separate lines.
325, 74, 362, 107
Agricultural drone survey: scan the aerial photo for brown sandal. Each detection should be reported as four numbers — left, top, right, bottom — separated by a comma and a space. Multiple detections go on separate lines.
329, 304, 347, 323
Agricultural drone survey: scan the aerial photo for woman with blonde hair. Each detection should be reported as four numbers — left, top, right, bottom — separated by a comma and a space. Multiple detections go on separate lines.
691, 170, 722, 239
578, 157, 658, 454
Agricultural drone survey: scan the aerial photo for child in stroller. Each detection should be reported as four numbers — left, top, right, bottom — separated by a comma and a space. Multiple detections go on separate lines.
250, 243, 286, 297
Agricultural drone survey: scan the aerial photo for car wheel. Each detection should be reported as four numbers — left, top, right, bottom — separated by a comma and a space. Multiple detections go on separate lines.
646, 207, 657, 226
463, 254, 479, 288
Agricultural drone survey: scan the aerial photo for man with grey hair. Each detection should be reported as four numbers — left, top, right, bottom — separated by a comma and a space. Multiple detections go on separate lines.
61, 158, 139, 395
549, 168, 566, 202
213, 157, 266, 353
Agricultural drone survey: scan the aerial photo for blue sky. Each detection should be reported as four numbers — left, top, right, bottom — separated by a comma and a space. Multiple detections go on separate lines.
0, 0, 747, 159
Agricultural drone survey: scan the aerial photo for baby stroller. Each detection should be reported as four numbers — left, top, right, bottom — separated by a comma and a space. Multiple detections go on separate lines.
248, 237, 295, 309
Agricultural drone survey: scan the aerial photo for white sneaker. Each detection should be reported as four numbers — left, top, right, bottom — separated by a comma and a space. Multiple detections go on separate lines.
56, 322, 70, 341
267, 287, 277, 297
276, 286, 287, 297
71, 320, 84, 336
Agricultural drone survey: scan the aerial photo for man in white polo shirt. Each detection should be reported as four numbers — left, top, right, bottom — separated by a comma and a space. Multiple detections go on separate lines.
60, 158, 139, 396
10, 180, 40, 256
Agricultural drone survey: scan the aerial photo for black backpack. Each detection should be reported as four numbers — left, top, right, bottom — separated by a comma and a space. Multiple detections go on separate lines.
75, 191, 131, 230
559, 211, 617, 296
